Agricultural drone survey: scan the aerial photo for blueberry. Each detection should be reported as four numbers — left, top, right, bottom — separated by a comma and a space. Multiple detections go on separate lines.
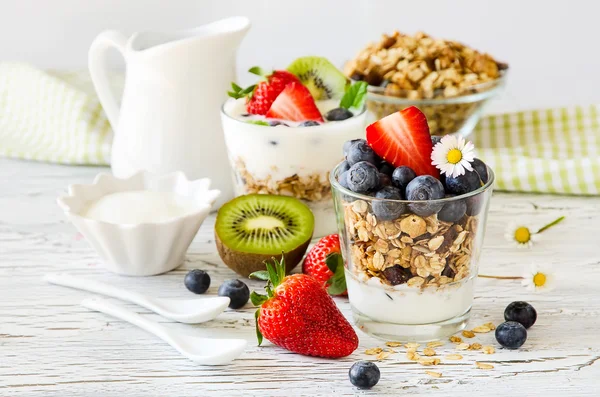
405, 175, 445, 216
218, 279, 250, 309
343, 139, 363, 157
431, 135, 443, 146
438, 196, 467, 222
269, 120, 288, 127
495, 321, 527, 349
471, 158, 488, 183
325, 107, 354, 121
299, 120, 321, 127
349, 361, 380, 389
383, 265, 412, 285
347, 140, 381, 166
504, 301, 537, 329
372, 186, 406, 220
339, 160, 351, 174
444, 170, 482, 195
184, 269, 211, 294
338, 171, 350, 189
466, 193, 484, 216
391, 166, 417, 193
347, 161, 380, 193
378, 173, 392, 187
378, 161, 395, 176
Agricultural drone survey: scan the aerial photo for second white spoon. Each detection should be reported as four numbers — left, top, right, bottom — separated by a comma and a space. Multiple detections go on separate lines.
45, 273, 230, 324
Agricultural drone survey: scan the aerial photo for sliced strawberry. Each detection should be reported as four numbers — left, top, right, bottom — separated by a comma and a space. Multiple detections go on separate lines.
266, 82, 324, 122
366, 106, 439, 177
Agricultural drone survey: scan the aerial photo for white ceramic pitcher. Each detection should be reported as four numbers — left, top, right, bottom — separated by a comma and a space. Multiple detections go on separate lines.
88, 17, 250, 208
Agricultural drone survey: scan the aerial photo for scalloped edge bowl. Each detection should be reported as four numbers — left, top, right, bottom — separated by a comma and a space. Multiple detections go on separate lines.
57, 171, 220, 276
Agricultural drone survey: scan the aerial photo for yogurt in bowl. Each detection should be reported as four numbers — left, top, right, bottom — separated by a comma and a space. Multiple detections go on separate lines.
221, 56, 368, 237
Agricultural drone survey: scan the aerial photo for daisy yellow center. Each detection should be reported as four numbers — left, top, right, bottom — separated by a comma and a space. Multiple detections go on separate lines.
514, 227, 531, 244
446, 149, 463, 164
533, 272, 547, 287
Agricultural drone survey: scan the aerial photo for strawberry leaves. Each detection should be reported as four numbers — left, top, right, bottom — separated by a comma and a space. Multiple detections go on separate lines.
325, 253, 347, 295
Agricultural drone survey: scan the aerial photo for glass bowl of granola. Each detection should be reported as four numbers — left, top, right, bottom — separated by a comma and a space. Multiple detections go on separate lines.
330, 162, 495, 341
344, 31, 508, 137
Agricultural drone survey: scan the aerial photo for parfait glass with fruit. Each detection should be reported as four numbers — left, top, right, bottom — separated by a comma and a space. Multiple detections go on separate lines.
221, 56, 368, 237
330, 106, 494, 341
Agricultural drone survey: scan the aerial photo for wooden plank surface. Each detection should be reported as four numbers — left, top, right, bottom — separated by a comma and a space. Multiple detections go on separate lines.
0, 158, 599, 396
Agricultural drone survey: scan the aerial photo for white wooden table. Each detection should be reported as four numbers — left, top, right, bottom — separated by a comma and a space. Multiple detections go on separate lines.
1, 158, 599, 396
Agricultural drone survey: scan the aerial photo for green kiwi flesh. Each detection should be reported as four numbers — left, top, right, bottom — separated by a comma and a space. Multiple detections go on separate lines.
287, 56, 349, 100
214, 194, 314, 277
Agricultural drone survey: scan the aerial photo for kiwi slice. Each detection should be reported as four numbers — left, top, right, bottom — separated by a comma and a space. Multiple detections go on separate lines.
214, 194, 314, 277
287, 56, 349, 100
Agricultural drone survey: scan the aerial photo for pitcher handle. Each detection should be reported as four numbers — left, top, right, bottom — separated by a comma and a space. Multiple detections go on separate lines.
88, 30, 128, 130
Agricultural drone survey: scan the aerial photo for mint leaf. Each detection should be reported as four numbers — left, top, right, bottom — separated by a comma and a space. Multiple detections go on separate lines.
247, 120, 270, 126
325, 253, 347, 295
339, 81, 368, 110
254, 308, 263, 346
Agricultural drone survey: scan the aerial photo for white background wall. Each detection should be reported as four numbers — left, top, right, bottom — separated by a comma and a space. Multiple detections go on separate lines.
0, 0, 598, 113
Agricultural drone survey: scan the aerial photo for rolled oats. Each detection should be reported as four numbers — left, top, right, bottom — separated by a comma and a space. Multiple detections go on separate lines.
445, 354, 463, 360
425, 371, 443, 378
476, 362, 494, 370
406, 350, 420, 361
427, 341, 445, 348
449, 336, 463, 344
468, 343, 482, 351
472, 325, 492, 333
482, 345, 496, 354
462, 330, 476, 338
423, 348, 436, 356
405, 342, 421, 349
365, 347, 383, 355
456, 343, 470, 350
385, 341, 403, 348
418, 357, 440, 366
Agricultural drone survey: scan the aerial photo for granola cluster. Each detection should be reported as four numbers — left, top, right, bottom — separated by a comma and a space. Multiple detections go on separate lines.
234, 158, 331, 202
344, 30, 508, 136
343, 199, 478, 288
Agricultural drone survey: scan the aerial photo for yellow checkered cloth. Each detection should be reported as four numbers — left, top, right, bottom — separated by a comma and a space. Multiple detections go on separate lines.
1, 63, 599, 195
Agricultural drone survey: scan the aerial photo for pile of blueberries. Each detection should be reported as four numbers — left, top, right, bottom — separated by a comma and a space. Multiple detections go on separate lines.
338, 138, 489, 221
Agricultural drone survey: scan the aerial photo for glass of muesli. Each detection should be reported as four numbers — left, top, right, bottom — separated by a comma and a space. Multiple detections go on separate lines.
330, 162, 495, 341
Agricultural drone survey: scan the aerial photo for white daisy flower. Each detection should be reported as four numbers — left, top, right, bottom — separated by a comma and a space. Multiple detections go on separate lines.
522, 264, 555, 292
431, 135, 475, 178
504, 222, 540, 248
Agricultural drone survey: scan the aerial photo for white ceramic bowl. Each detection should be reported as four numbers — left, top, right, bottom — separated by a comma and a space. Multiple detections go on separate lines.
58, 172, 220, 276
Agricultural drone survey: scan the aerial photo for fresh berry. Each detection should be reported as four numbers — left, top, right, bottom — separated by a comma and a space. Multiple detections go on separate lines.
266, 82, 324, 122
269, 120, 289, 127
347, 140, 381, 166
218, 279, 250, 309
299, 120, 321, 127
339, 171, 350, 189
466, 194, 484, 216
339, 160, 351, 174
365, 106, 440, 177
378, 161, 395, 176
343, 139, 363, 157
372, 186, 406, 220
391, 166, 417, 193
504, 301, 537, 329
184, 269, 211, 294
378, 173, 392, 187
431, 135, 443, 146
444, 170, 482, 195
382, 265, 412, 285
472, 158, 489, 183
302, 234, 346, 296
495, 321, 527, 349
438, 196, 467, 222
250, 257, 359, 358
405, 175, 445, 216
325, 107, 354, 121
349, 361, 380, 389
228, 69, 301, 115
347, 161, 380, 193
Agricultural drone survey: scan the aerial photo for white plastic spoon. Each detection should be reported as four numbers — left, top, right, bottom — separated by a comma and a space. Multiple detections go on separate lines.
82, 297, 247, 365
45, 273, 230, 324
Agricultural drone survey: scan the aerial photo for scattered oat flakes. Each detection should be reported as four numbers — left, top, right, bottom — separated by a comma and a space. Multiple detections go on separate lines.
482, 345, 495, 354
484, 322, 496, 330
423, 348, 436, 356
418, 357, 440, 366
476, 362, 494, 370
472, 325, 492, 333
385, 341, 403, 348
469, 343, 482, 351
405, 342, 421, 349
462, 330, 475, 338
456, 343, 470, 350
406, 350, 420, 361
365, 347, 383, 355
449, 336, 463, 344
425, 371, 443, 378
445, 354, 463, 360
427, 341, 445, 348
376, 351, 392, 360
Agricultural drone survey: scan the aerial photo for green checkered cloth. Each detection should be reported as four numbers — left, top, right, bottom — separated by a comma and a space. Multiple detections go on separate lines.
1, 63, 599, 195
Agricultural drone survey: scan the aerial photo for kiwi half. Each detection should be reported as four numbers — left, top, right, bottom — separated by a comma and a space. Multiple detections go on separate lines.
287, 56, 349, 100
214, 194, 314, 277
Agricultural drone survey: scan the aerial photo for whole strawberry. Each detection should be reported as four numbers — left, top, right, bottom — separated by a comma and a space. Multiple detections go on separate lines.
228, 68, 301, 115
250, 256, 359, 358
302, 234, 347, 296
